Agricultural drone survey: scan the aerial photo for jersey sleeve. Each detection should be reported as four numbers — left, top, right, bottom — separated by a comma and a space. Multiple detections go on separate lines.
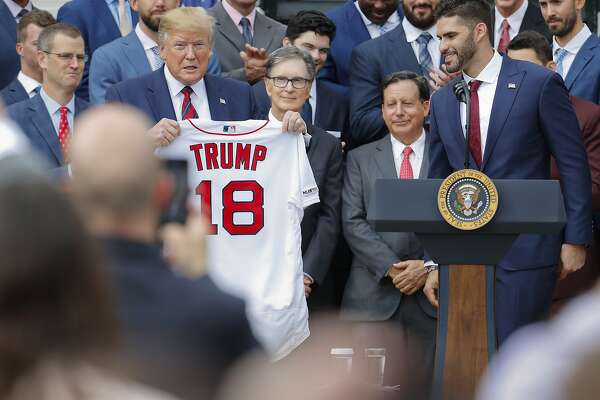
296, 135, 319, 208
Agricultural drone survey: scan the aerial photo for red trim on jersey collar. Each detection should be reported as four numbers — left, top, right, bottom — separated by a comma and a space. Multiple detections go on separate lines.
186, 120, 270, 136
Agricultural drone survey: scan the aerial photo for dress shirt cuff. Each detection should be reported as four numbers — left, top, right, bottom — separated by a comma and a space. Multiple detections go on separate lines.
303, 272, 314, 284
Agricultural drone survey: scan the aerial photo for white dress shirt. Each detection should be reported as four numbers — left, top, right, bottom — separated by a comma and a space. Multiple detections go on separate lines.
493, 0, 528, 50
135, 24, 161, 71
460, 51, 503, 160
552, 24, 592, 80
164, 66, 211, 121
17, 71, 40, 98
354, 2, 400, 39
39, 88, 75, 136
402, 18, 441, 71
390, 129, 426, 178
2, 0, 32, 20
309, 82, 317, 125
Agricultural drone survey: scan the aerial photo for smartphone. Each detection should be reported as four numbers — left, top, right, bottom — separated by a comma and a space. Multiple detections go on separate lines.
160, 159, 189, 225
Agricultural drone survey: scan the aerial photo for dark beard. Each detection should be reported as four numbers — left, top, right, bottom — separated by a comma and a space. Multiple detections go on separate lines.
445, 32, 477, 73
141, 13, 160, 32
402, 2, 436, 30
550, 11, 577, 38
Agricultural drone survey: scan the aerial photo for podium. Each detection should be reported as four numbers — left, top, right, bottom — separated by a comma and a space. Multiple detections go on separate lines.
368, 178, 566, 400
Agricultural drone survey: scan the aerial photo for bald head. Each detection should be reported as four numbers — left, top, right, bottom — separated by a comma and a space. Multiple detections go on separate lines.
70, 105, 159, 221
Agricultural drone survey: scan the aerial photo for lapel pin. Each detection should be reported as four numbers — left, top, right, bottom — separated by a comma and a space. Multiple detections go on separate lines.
508, 83, 516, 89
219, 98, 226, 104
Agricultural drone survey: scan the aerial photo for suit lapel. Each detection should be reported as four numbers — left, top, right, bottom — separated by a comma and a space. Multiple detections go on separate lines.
122, 32, 152, 73
374, 136, 398, 178
98, 0, 121, 39
204, 75, 228, 120
306, 124, 321, 158
0, 2, 17, 42
418, 133, 430, 178
444, 79, 469, 161
214, 2, 245, 52
147, 68, 176, 121
388, 26, 421, 73
345, 0, 371, 44
30, 96, 63, 165
482, 57, 524, 170
564, 36, 598, 90
252, 13, 275, 50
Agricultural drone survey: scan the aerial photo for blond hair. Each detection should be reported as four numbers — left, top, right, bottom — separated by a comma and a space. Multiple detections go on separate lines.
158, 7, 215, 46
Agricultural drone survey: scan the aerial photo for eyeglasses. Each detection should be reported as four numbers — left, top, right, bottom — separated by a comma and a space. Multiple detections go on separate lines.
267, 76, 311, 89
42, 51, 88, 63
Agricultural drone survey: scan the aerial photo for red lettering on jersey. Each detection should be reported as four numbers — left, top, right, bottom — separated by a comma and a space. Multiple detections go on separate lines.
236, 143, 251, 170
190, 144, 204, 171
220, 143, 234, 169
204, 143, 219, 169
251, 145, 267, 171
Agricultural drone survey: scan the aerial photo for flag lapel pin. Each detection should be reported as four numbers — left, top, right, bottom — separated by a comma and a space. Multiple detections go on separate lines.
220, 98, 227, 104
508, 83, 516, 89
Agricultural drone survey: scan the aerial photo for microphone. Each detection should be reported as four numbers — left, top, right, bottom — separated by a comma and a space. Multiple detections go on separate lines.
453, 80, 471, 170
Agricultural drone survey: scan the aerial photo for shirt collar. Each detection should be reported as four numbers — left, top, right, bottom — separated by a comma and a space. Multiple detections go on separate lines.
494, 0, 528, 31
401, 18, 437, 43
39, 88, 75, 115
462, 50, 503, 84
390, 129, 426, 159
3, 0, 32, 18
135, 23, 158, 51
354, 1, 399, 30
17, 71, 40, 95
222, 0, 256, 30
552, 24, 592, 55
163, 65, 206, 100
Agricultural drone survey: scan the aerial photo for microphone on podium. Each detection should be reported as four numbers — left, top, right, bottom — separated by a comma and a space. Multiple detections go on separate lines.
453, 80, 471, 170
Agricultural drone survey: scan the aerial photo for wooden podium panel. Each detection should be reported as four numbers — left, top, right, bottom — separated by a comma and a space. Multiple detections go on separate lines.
433, 265, 496, 400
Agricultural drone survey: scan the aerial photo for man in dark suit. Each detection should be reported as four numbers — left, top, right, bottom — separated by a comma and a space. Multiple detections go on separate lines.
207, 0, 285, 82
0, 0, 34, 90
321, 0, 404, 87
349, 0, 451, 147
491, 0, 550, 53
1, 10, 55, 106
342, 71, 436, 387
253, 11, 350, 146
540, 0, 600, 104
507, 31, 600, 309
69, 104, 259, 400
424, 0, 591, 344
7, 23, 89, 169
57, 0, 139, 100
106, 7, 306, 148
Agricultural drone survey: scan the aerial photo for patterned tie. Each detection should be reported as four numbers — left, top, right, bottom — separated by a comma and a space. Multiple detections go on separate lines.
497, 19, 510, 54
468, 80, 482, 168
378, 24, 388, 37
118, 0, 132, 36
150, 46, 163, 71
555, 48, 568, 78
58, 106, 70, 160
240, 17, 253, 45
181, 86, 198, 120
399, 146, 414, 179
16, 8, 28, 21
416, 32, 434, 76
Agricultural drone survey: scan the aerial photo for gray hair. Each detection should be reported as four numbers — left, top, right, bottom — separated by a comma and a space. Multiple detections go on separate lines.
266, 47, 315, 81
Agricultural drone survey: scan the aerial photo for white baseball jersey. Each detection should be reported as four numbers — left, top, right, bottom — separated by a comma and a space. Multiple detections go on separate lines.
156, 119, 319, 360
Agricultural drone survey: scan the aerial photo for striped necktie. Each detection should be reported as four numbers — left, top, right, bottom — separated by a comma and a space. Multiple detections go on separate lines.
240, 17, 253, 45
416, 32, 434, 76
181, 86, 198, 120
150, 46, 163, 71
554, 48, 568, 78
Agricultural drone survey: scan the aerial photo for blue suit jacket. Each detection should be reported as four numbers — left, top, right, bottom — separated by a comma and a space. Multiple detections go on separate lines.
105, 67, 258, 122
428, 56, 592, 269
7, 94, 90, 167
57, 0, 139, 101
89, 30, 221, 104
0, 78, 28, 106
349, 24, 423, 147
252, 79, 350, 143
564, 34, 600, 105
0, 2, 19, 90
181, 0, 216, 6
321, 0, 403, 87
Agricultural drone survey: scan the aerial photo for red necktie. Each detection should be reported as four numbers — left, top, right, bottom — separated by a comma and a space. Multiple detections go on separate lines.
497, 19, 510, 54
181, 86, 198, 120
58, 106, 70, 160
399, 146, 414, 179
469, 80, 482, 168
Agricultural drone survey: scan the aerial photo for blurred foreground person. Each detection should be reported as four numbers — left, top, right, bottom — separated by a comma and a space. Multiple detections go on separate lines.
70, 104, 259, 399
0, 156, 176, 400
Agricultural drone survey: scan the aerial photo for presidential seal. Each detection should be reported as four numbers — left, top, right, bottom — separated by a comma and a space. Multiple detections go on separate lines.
437, 169, 499, 230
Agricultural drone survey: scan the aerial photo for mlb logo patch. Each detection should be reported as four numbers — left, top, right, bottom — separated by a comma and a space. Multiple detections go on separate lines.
223, 124, 237, 133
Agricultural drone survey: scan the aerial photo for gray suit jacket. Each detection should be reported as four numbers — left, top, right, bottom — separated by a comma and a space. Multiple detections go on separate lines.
341, 134, 436, 321
207, 1, 285, 81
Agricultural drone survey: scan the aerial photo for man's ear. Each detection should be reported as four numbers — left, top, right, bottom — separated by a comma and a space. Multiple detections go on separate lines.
282, 37, 291, 47
16, 42, 24, 57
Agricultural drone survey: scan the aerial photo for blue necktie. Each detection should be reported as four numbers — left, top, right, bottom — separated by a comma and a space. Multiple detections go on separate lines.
300, 101, 313, 125
240, 17, 253, 45
554, 48, 568, 78
150, 46, 163, 71
416, 32, 434, 76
